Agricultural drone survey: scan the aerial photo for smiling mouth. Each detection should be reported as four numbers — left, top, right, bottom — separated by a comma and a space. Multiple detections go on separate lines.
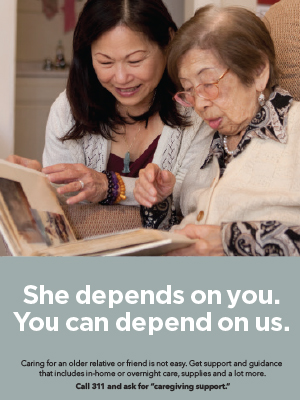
116, 85, 141, 94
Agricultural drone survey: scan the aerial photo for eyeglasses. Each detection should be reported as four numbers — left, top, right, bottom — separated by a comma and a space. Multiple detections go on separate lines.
174, 68, 230, 108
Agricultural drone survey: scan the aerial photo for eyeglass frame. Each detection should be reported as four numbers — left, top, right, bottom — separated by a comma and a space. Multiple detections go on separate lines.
173, 68, 230, 107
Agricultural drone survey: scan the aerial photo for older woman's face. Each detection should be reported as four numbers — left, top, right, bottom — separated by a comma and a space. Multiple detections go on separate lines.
178, 49, 261, 136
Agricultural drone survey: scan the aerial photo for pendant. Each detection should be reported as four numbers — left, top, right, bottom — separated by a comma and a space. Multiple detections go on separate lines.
122, 151, 131, 173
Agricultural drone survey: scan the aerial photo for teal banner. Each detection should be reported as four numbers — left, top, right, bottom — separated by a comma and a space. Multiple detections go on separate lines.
1, 257, 298, 399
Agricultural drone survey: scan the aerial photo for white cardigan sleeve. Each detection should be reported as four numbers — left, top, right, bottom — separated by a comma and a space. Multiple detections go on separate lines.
42, 91, 80, 167
170, 113, 214, 211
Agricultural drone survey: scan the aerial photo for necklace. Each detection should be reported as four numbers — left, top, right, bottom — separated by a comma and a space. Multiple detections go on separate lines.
223, 135, 235, 156
122, 122, 142, 173
116, 89, 156, 173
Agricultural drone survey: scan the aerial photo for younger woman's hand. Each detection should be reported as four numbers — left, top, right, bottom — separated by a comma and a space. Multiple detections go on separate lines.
42, 163, 108, 205
134, 163, 175, 207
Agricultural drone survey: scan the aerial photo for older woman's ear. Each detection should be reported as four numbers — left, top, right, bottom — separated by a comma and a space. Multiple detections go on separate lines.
168, 27, 175, 42
255, 59, 270, 92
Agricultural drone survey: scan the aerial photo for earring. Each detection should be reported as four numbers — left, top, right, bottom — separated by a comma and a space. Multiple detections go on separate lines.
258, 92, 265, 107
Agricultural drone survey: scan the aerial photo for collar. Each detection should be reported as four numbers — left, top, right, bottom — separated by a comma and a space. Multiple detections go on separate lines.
242, 86, 293, 145
201, 87, 293, 171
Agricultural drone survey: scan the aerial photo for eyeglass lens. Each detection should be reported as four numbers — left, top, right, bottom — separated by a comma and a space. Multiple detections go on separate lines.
175, 69, 228, 107
176, 84, 219, 107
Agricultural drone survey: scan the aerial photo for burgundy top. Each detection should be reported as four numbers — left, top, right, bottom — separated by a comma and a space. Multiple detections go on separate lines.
107, 135, 161, 178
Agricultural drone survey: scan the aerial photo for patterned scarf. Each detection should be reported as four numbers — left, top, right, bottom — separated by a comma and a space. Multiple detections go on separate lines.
200, 86, 293, 176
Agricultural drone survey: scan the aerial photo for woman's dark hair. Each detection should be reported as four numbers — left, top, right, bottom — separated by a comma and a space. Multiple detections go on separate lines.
168, 5, 278, 92
64, 0, 187, 141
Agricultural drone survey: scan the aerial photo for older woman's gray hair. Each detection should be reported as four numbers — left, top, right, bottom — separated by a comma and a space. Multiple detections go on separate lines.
167, 4, 278, 91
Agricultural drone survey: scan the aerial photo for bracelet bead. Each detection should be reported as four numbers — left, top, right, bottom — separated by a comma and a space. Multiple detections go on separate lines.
114, 173, 126, 204
99, 171, 119, 205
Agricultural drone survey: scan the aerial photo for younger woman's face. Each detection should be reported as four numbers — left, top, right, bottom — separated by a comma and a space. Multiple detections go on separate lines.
91, 25, 166, 115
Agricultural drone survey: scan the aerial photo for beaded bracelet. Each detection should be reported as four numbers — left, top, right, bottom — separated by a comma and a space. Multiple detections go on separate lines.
114, 173, 126, 203
99, 171, 119, 205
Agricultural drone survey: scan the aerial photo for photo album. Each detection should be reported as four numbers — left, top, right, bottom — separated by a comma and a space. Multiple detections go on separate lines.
0, 159, 194, 256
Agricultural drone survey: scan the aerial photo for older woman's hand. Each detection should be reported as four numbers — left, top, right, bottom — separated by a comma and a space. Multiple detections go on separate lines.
42, 163, 108, 205
134, 163, 176, 207
166, 224, 225, 256
6, 155, 42, 172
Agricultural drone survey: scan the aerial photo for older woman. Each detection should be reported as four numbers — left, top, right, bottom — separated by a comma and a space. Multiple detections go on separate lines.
8, 0, 210, 214
134, 5, 300, 256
